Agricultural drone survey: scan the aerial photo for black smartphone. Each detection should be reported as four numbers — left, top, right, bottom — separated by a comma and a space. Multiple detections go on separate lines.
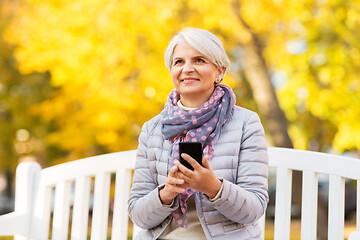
179, 142, 203, 171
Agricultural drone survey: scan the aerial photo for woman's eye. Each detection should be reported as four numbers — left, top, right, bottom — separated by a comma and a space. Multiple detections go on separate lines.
173, 60, 183, 65
196, 58, 205, 63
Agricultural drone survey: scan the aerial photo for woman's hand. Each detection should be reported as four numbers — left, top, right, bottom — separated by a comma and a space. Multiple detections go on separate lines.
159, 165, 187, 205
175, 154, 222, 199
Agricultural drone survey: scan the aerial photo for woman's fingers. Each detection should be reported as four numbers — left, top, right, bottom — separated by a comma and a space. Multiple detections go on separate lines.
160, 165, 187, 204
174, 154, 221, 196
168, 165, 179, 177
178, 153, 202, 171
167, 165, 186, 189
201, 155, 211, 169
165, 178, 187, 196
167, 175, 185, 185
176, 170, 191, 182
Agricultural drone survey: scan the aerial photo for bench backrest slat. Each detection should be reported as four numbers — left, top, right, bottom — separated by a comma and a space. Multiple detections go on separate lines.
91, 172, 111, 240
71, 176, 91, 240
273, 167, 292, 240
328, 175, 345, 240
31, 184, 52, 240
300, 170, 318, 239
53, 181, 71, 240
111, 169, 133, 240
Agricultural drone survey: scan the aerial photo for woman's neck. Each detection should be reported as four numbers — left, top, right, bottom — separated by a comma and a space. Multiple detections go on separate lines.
177, 100, 197, 111
179, 92, 212, 108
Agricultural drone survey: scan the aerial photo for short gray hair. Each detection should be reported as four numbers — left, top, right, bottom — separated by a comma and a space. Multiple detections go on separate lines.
164, 28, 230, 76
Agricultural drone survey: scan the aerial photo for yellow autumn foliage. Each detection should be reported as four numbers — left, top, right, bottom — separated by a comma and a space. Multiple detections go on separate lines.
2, 0, 360, 164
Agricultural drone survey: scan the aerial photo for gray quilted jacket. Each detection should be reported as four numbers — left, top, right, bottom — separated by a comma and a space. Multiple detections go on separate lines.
128, 106, 269, 239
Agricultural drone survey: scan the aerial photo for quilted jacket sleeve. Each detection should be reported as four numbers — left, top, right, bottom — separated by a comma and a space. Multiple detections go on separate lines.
128, 119, 178, 229
211, 111, 269, 224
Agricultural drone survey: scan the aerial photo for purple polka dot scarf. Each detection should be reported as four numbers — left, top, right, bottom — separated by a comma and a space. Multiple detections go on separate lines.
161, 84, 236, 228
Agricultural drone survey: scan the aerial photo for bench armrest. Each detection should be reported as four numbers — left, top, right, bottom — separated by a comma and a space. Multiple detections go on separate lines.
0, 212, 27, 236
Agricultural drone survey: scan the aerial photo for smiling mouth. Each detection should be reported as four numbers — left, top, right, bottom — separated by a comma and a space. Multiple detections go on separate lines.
181, 78, 199, 83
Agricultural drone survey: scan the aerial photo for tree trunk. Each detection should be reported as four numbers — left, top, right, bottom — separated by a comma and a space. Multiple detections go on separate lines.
231, 1, 327, 239
231, 1, 293, 148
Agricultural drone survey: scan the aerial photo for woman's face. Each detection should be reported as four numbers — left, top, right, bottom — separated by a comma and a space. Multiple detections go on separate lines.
170, 42, 223, 108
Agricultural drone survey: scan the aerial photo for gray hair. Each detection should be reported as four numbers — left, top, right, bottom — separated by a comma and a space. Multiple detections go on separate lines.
164, 28, 230, 77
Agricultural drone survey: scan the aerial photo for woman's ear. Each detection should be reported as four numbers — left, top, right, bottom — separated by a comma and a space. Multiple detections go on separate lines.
215, 67, 225, 84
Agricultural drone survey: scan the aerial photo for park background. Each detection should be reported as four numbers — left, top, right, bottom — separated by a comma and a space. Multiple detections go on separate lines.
0, 0, 359, 239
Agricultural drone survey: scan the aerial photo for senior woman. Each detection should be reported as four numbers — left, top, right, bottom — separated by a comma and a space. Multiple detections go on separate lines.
128, 28, 268, 240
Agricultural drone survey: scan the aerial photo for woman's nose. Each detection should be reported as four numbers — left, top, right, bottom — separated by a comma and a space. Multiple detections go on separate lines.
182, 62, 194, 72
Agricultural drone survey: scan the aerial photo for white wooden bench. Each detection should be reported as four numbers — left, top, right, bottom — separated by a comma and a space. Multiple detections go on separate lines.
0, 147, 359, 239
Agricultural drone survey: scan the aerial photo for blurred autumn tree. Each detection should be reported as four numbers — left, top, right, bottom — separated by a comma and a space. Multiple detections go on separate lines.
0, 1, 58, 200
263, 0, 360, 153
4, 0, 359, 158
3, 0, 180, 164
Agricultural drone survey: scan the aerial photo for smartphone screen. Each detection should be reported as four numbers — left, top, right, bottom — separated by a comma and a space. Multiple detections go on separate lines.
179, 142, 203, 171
